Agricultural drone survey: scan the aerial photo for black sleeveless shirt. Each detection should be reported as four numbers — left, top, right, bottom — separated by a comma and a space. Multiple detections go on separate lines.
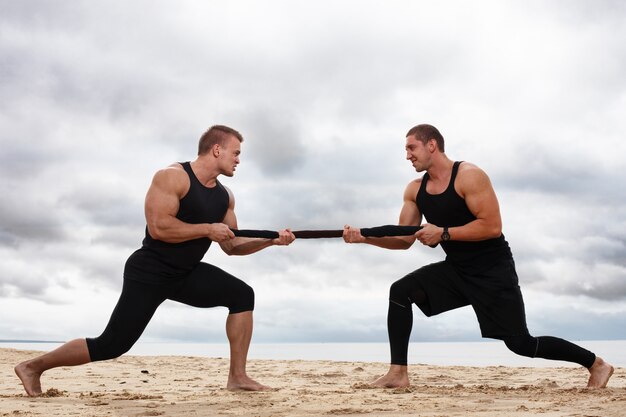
416, 161, 512, 273
124, 162, 230, 283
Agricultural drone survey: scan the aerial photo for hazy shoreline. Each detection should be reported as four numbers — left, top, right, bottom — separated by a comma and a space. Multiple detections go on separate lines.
2, 339, 625, 368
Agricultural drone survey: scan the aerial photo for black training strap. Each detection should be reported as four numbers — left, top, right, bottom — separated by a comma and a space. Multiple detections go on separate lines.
231, 225, 422, 239
231, 229, 280, 239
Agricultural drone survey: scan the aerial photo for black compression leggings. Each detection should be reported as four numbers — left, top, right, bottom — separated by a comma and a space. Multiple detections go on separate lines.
387, 281, 596, 368
86, 263, 254, 362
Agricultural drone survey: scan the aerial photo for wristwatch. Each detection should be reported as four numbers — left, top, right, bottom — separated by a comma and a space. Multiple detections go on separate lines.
441, 226, 450, 242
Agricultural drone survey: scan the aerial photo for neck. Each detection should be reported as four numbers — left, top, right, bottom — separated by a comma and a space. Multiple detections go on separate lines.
426, 154, 454, 181
190, 157, 220, 187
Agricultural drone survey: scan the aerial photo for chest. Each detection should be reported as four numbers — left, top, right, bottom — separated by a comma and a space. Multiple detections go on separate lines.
424, 173, 457, 195
417, 181, 473, 226
178, 184, 229, 224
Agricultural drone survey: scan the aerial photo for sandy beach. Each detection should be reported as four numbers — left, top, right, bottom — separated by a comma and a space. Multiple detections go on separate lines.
2, 348, 624, 416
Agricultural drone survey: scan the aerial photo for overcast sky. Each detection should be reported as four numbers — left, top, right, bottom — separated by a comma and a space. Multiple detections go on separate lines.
1, 0, 625, 347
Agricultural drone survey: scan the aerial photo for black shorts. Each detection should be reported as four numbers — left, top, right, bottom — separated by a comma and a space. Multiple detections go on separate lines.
405, 259, 529, 339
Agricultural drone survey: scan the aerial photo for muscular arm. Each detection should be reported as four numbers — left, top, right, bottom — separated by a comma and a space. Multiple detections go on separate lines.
453, 164, 503, 240
343, 180, 422, 250
416, 163, 502, 245
145, 165, 234, 244
219, 188, 294, 256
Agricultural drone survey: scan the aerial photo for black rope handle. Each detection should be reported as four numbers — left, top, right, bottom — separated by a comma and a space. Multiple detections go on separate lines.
231, 229, 280, 238
231, 225, 423, 239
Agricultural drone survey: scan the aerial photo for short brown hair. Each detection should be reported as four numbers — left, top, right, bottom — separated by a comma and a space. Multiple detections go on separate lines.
198, 125, 244, 155
406, 124, 445, 153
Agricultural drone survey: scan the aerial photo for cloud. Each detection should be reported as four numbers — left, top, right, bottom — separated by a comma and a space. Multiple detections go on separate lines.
237, 109, 307, 176
0, 192, 67, 246
0, 1, 624, 344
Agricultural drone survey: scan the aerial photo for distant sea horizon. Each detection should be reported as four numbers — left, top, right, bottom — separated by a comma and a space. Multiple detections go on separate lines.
2, 339, 625, 368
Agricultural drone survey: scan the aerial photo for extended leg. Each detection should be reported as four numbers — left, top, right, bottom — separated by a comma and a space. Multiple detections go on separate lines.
503, 335, 614, 388
15, 279, 165, 397
15, 339, 90, 397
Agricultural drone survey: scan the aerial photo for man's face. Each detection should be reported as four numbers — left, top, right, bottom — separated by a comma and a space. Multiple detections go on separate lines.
405, 135, 430, 172
217, 135, 241, 177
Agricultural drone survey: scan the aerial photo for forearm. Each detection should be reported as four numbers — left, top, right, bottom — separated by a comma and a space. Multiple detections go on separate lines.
361, 236, 414, 250
448, 219, 501, 241
344, 225, 417, 249
147, 217, 210, 243
225, 237, 275, 256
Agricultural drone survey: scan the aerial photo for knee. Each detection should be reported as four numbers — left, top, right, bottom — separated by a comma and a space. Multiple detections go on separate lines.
86, 336, 134, 362
389, 279, 412, 307
228, 281, 255, 314
503, 335, 537, 358
390, 277, 427, 307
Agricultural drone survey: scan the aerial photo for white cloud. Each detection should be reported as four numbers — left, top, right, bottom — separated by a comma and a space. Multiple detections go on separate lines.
1, 1, 625, 345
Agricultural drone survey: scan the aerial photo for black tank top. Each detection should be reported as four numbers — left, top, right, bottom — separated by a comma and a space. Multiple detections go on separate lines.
416, 161, 512, 272
124, 162, 230, 283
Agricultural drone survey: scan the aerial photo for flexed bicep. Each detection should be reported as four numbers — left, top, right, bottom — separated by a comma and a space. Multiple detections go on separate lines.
145, 167, 186, 240
399, 180, 422, 225
143, 164, 213, 243
456, 165, 502, 240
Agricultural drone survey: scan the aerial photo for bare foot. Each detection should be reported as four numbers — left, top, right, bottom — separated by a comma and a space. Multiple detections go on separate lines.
14, 361, 43, 397
587, 357, 614, 388
370, 365, 410, 388
227, 375, 272, 391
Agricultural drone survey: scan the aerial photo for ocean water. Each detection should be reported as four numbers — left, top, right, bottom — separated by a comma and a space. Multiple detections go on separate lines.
2, 340, 625, 368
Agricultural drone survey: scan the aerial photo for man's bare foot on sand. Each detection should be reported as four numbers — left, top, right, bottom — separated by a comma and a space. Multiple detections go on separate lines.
370, 365, 410, 388
227, 374, 272, 391
587, 357, 614, 388
14, 361, 43, 397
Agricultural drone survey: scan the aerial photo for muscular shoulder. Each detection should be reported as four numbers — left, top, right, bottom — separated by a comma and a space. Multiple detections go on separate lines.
151, 163, 190, 197
403, 178, 422, 201
457, 162, 489, 180
456, 162, 493, 196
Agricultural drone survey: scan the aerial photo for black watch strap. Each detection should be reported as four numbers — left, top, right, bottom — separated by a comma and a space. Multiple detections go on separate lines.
441, 226, 450, 241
